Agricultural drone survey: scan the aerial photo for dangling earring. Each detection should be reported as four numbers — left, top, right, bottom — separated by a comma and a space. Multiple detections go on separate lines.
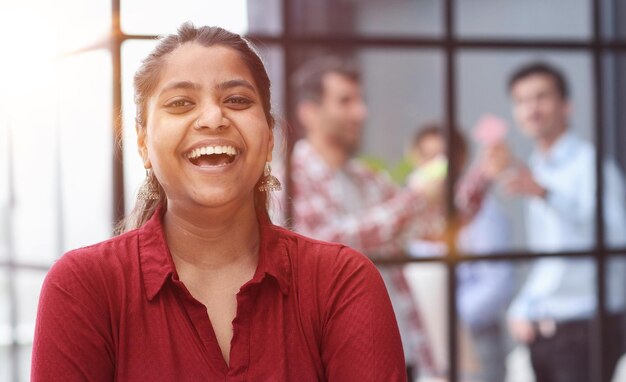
258, 162, 282, 192
137, 169, 160, 200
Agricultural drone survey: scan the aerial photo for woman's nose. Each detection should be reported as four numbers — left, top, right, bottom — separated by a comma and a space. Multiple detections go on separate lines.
194, 103, 229, 130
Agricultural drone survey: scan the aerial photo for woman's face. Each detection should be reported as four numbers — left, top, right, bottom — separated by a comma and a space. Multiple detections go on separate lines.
139, 43, 273, 210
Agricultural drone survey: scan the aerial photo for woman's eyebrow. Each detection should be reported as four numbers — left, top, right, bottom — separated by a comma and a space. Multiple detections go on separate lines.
158, 79, 255, 96
158, 80, 200, 95
216, 79, 256, 92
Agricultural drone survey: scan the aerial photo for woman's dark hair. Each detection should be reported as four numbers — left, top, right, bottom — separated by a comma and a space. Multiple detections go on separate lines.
117, 23, 275, 233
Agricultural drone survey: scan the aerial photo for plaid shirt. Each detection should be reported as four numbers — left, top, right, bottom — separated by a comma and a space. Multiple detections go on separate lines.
277, 140, 436, 374
288, 140, 426, 255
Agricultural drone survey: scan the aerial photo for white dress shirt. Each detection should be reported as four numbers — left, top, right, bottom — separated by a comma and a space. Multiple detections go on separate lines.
508, 132, 626, 321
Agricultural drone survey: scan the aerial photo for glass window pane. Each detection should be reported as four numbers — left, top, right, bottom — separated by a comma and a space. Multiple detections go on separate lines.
58, 51, 114, 252
261, 46, 285, 123
359, 49, 444, 165
18, 345, 31, 382
16, 269, 46, 344
0, 269, 11, 381
0, 268, 10, 347
457, 51, 594, 252
465, 257, 599, 381
601, 0, 626, 40
455, 258, 516, 382
0, 127, 9, 263
7, 50, 113, 265
289, 0, 443, 36
246, 0, 283, 35
121, 0, 281, 36
1, 1, 112, 266
15, 269, 46, 381
0, 346, 10, 382
7, 70, 62, 265
0, 1, 110, 56
402, 262, 449, 380
455, 0, 592, 40
602, 53, 626, 250
605, 256, 626, 381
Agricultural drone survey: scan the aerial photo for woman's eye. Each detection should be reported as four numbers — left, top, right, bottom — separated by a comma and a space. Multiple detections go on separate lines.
225, 96, 253, 107
165, 99, 193, 108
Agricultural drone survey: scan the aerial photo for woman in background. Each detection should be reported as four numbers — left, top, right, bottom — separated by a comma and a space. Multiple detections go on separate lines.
31, 23, 405, 381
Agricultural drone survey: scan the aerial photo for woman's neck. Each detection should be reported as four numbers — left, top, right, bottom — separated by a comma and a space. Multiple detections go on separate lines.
163, 201, 260, 271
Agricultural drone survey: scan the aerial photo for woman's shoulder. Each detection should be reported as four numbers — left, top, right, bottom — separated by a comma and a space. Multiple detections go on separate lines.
46, 229, 142, 289
269, 224, 379, 277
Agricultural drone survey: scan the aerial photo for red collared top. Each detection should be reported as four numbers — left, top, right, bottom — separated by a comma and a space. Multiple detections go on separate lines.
31, 208, 407, 382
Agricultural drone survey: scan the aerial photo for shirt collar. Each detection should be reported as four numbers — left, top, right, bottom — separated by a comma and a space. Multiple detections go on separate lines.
256, 219, 292, 295
138, 205, 292, 301
530, 131, 578, 166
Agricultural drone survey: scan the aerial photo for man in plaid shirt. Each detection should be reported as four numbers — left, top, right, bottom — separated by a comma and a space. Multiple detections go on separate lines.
280, 56, 441, 379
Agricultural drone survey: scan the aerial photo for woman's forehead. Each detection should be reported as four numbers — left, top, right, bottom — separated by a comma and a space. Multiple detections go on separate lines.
158, 43, 255, 89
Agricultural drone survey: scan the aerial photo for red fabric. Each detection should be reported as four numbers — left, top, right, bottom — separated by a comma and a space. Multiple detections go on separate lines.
31, 208, 407, 382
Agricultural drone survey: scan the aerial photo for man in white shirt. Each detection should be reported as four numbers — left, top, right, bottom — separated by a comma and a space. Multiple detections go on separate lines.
487, 62, 626, 382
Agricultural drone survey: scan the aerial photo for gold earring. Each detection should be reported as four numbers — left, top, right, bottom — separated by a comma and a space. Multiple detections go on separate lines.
258, 162, 282, 192
137, 169, 160, 200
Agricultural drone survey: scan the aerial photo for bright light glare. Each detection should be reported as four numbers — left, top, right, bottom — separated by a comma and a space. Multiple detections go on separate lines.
0, 1, 109, 99
121, 0, 248, 35
0, 7, 58, 96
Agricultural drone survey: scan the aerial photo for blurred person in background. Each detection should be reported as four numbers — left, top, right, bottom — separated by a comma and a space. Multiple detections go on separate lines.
31, 24, 407, 381
486, 61, 626, 382
405, 123, 514, 382
283, 56, 442, 380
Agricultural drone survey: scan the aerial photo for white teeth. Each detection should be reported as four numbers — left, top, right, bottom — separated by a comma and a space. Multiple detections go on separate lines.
187, 145, 238, 159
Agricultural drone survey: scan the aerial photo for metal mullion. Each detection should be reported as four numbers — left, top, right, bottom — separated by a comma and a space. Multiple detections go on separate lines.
248, 34, 626, 51
281, 0, 295, 229
119, 32, 624, 50
118, 33, 626, 53
443, 1, 459, 381
370, 248, 626, 266
112, 0, 125, 228
0, 262, 53, 272
592, 0, 608, 380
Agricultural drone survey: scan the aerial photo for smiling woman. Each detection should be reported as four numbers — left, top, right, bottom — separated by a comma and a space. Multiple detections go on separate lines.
30, 23, 407, 382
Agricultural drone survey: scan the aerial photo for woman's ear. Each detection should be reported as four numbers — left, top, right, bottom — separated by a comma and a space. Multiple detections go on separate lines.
136, 124, 152, 169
